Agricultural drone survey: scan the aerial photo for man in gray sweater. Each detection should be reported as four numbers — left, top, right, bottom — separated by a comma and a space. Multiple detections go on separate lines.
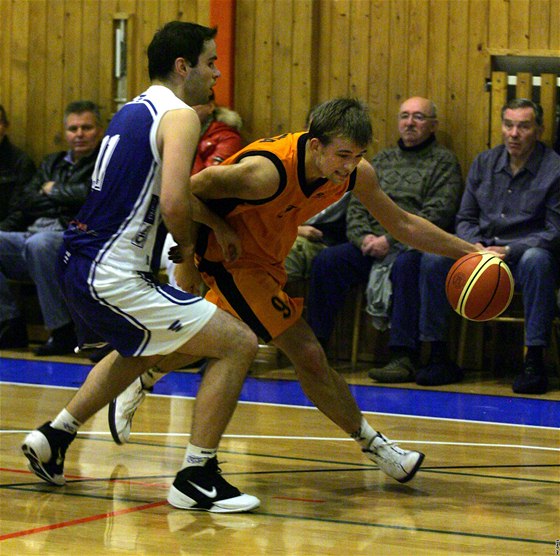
307, 97, 463, 385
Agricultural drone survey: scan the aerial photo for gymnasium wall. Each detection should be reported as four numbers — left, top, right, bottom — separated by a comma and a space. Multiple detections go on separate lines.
1, 0, 559, 175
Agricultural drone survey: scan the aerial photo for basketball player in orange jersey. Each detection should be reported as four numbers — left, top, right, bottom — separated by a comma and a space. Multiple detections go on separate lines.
111, 98, 481, 484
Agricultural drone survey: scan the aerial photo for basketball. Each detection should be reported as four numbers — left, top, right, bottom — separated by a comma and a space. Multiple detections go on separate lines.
445, 252, 514, 321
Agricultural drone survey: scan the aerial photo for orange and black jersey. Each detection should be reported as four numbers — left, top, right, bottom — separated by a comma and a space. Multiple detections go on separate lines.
196, 131, 357, 282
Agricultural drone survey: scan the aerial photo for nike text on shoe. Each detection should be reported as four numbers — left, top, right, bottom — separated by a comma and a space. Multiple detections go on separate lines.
167, 457, 260, 513
108, 376, 148, 444
21, 422, 76, 486
363, 432, 424, 483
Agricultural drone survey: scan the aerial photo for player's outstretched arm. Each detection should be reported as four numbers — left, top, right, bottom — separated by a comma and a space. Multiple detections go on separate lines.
353, 160, 477, 260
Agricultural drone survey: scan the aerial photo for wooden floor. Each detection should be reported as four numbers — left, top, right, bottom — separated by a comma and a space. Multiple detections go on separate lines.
1, 348, 559, 555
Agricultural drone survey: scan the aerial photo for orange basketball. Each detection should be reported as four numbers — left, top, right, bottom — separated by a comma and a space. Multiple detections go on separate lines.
445, 252, 514, 321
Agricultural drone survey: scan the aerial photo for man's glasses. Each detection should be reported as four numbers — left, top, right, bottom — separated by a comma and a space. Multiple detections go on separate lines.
398, 112, 436, 122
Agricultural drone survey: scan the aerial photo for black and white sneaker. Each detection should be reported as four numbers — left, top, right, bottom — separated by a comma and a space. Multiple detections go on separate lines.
363, 432, 424, 483
167, 457, 260, 513
21, 422, 76, 486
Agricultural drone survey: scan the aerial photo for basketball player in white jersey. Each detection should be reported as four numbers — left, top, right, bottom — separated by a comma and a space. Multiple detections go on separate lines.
22, 21, 261, 513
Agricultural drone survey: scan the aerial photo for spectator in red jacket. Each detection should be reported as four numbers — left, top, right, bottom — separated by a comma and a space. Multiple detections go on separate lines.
191, 90, 243, 174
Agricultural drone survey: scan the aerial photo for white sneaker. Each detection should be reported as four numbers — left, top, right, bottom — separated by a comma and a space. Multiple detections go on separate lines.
108, 377, 148, 444
363, 432, 424, 483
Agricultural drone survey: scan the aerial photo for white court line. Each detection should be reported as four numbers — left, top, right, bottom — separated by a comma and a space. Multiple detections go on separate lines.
3, 381, 559, 432
2, 430, 559, 452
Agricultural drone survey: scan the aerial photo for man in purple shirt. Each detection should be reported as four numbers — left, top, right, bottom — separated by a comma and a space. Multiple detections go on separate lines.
395, 98, 560, 394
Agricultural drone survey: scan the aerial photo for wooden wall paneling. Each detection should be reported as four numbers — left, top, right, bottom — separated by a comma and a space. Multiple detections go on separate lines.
63, 0, 84, 106
515, 71, 533, 98
290, 0, 314, 131
250, 0, 273, 140
445, 0, 469, 165
508, 0, 530, 50
0, 0, 12, 115
9, 0, 31, 153
233, 0, 256, 141
551, 0, 560, 49
348, 0, 370, 101
98, 1, 119, 122
529, 0, 551, 49
26, 0, 48, 163
490, 70, 507, 147
136, 0, 160, 96
44, 0, 65, 155
488, 0, 509, 49
270, 0, 294, 136
158, 0, 182, 23
427, 0, 450, 147
327, 0, 351, 100
82, 0, 102, 105
368, 0, 391, 153
539, 73, 558, 146
466, 0, 491, 167
316, 0, 332, 103
407, 0, 429, 98
386, 0, 409, 148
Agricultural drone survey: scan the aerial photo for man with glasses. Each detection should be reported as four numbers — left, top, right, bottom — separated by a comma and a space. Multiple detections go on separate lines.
411, 98, 560, 394
307, 96, 464, 385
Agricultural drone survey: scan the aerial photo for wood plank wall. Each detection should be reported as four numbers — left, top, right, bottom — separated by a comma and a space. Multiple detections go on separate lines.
1, 0, 559, 176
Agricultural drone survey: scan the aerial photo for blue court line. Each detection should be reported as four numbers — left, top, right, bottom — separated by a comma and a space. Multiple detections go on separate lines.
1, 357, 558, 429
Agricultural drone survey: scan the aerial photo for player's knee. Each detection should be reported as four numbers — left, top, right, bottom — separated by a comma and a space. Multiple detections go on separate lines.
226, 320, 259, 360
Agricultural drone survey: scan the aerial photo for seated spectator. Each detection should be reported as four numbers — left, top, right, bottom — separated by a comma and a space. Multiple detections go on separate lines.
191, 90, 243, 174
306, 97, 462, 371
285, 192, 351, 282
399, 98, 560, 394
0, 100, 103, 355
0, 104, 36, 227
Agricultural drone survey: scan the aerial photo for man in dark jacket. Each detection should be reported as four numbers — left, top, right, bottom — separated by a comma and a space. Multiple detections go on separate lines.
0, 104, 36, 226
0, 100, 103, 354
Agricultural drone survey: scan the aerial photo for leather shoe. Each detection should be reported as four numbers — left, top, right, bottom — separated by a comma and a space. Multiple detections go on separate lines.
368, 355, 416, 383
34, 323, 77, 356
512, 361, 548, 395
0, 317, 28, 349
416, 361, 464, 386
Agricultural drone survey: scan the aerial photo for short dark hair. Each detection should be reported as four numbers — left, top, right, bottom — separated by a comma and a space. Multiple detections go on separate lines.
148, 21, 217, 80
0, 104, 8, 126
308, 98, 373, 148
502, 98, 544, 126
64, 100, 102, 126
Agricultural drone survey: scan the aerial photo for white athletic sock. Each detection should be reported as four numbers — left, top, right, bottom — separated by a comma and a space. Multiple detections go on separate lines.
51, 408, 82, 435
182, 444, 218, 469
351, 417, 377, 450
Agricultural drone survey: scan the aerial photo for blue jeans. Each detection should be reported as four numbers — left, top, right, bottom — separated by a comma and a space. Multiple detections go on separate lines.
0, 230, 72, 330
307, 242, 374, 341
403, 247, 560, 349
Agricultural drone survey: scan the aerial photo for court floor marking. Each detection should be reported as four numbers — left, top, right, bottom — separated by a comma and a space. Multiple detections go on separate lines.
0, 478, 553, 548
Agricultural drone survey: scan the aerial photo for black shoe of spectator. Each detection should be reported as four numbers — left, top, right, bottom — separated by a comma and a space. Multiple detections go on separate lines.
512, 361, 548, 395
415, 361, 464, 386
88, 343, 114, 363
0, 317, 28, 349
34, 323, 77, 356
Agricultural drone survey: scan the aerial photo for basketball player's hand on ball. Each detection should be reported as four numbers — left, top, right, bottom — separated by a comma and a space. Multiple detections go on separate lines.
478, 244, 506, 259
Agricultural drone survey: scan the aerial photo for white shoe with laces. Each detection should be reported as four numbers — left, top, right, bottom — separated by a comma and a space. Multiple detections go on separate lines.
363, 432, 424, 483
108, 377, 149, 444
